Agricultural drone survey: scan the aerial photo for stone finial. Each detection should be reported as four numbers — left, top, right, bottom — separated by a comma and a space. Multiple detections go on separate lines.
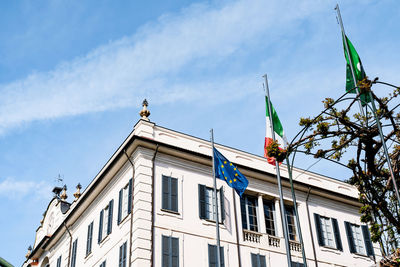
25, 246, 32, 259
60, 185, 68, 201
139, 99, 150, 121
73, 183, 82, 200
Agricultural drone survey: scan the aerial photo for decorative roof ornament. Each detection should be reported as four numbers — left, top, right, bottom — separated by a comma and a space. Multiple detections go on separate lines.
25, 246, 32, 259
60, 185, 68, 201
139, 99, 150, 121
73, 183, 82, 200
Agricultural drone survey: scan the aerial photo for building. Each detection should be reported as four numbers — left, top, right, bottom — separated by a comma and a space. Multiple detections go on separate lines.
23, 102, 381, 267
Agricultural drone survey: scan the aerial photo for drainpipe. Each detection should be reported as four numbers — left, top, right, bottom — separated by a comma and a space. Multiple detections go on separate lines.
124, 150, 135, 267
305, 187, 318, 267
150, 145, 159, 267
63, 222, 72, 267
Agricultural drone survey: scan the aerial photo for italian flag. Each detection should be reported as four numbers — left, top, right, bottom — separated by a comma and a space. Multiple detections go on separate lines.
264, 96, 287, 165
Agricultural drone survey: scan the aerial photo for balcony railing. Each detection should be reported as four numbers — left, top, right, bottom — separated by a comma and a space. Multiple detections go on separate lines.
268, 235, 280, 247
289, 240, 302, 252
243, 229, 262, 243
242, 230, 302, 253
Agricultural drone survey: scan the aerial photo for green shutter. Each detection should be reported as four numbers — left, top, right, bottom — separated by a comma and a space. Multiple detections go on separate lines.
107, 199, 113, 235
128, 178, 133, 214
362, 225, 374, 257
344, 222, 356, 253
220, 187, 225, 223
171, 177, 178, 212
313, 213, 324, 246
331, 218, 342, 251
118, 189, 123, 224
162, 176, 169, 210
98, 210, 103, 243
199, 184, 206, 219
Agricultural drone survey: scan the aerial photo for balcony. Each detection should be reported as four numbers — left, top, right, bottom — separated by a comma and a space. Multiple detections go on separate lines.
242, 230, 302, 253
243, 229, 262, 243
289, 240, 302, 252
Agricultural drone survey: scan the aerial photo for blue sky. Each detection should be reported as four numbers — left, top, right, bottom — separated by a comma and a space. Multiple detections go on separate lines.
0, 0, 399, 265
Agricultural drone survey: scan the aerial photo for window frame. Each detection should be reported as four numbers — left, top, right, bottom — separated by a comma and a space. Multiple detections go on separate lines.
86, 221, 94, 256
240, 194, 259, 232
250, 253, 266, 267
162, 175, 179, 213
98, 199, 114, 244
208, 244, 224, 267
56, 256, 62, 267
70, 239, 78, 267
314, 213, 343, 251
162, 235, 179, 267
344, 221, 374, 257
119, 241, 127, 267
285, 206, 297, 241
263, 199, 276, 236
199, 184, 225, 223
118, 178, 133, 225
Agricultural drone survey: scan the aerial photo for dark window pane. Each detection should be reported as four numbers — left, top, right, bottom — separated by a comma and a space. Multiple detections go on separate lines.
263, 200, 275, 236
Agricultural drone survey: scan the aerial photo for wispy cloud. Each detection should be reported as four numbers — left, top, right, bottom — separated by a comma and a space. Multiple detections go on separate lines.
0, 177, 52, 200
0, 0, 328, 134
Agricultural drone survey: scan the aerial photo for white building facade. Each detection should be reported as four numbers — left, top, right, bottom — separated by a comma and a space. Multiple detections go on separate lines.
23, 117, 381, 267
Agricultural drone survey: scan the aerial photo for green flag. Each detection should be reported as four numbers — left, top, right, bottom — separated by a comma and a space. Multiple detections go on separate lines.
343, 35, 370, 104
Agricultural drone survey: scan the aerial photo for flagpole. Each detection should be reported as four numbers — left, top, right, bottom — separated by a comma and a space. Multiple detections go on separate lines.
263, 74, 292, 267
335, 4, 366, 116
210, 129, 222, 267
335, 4, 400, 208
285, 158, 308, 267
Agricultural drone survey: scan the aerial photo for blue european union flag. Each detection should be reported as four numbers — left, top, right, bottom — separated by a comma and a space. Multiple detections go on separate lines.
213, 147, 249, 197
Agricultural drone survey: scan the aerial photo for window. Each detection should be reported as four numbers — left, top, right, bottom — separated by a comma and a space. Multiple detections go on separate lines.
208, 244, 224, 267
71, 239, 78, 267
251, 253, 266, 267
98, 199, 114, 243
314, 214, 342, 250
162, 176, 178, 212
99, 260, 106, 267
344, 222, 374, 256
118, 179, 133, 224
263, 200, 276, 236
285, 206, 297, 241
162, 235, 179, 267
56, 256, 62, 267
240, 195, 258, 232
291, 261, 304, 267
86, 221, 94, 256
119, 242, 127, 267
199, 185, 224, 222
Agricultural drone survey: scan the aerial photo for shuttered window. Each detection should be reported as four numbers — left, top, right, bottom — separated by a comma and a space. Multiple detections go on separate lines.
313, 214, 342, 250
86, 221, 94, 256
198, 185, 225, 222
118, 179, 133, 225
70, 239, 78, 267
251, 253, 266, 267
344, 222, 374, 256
162, 235, 179, 267
119, 241, 127, 267
240, 195, 258, 232
208, 244, 224, 267
98, 199, 114, 243
56, 256, 62, 267
162, 176, 178, 212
